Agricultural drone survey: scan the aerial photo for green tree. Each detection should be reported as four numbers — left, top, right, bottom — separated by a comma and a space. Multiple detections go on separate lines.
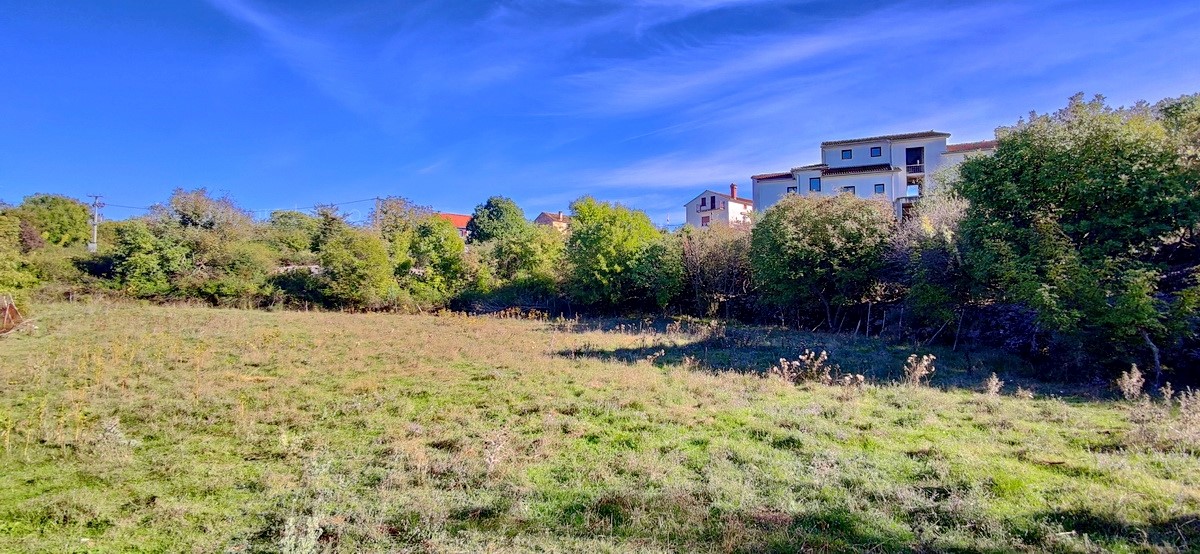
492, 223, 565, 281
408, 216, 467, 301
266, 210, 321, 264
565, 197, 661, 308
1157, 93, 1200, 170
317, 226, 395, 309
15, 194, 90, 247
369, 197, 430, 273
466, 196, 526, 243
955, 93, 1200, 376
751, 194, 894, 329
111, 220, 188, 296
958, 94, 1200, 263
0, 214, 38, 302
630, 231, 685, 311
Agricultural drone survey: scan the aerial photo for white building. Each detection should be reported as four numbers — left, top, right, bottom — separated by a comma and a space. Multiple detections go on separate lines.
684, 184, 753, 228
751, 131, 996, 217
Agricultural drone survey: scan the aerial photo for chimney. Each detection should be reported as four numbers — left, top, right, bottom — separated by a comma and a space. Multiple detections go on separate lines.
557, 210, 563, 218
730, 183, 738, 199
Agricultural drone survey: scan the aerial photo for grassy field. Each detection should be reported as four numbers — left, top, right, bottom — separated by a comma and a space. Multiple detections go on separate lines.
1, 302, 1198, 553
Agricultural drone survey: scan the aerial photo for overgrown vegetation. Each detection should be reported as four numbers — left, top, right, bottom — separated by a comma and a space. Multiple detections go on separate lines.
1, 302, 1198, 552
2, 92, 1198, 384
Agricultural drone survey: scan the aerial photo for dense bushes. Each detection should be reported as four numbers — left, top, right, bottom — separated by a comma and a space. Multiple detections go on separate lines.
950, 94, 1200, 380
752, 193, 894, 330
565, 197, 679, 310
3, 92, 1198, 382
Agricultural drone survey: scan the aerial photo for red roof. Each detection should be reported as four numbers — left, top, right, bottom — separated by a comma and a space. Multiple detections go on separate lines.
437, 213, 472, 229
945, 140, 998, 153
751, 172, 793, 180
821, 163, 896, 176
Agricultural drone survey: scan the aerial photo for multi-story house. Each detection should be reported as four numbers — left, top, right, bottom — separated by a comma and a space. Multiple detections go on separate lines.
684, 184, 753, 228
534, 211, 572, 232
751, 131, 995, 217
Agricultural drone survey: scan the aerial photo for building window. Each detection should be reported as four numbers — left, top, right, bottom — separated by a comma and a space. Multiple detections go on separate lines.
870, 146, 882, 157
905, 147, 925, 174
809, 177, 821, 192
841, 186, 855, 195
786, 186, 798, 194
699, 197, 706, 208
701, 216, 710, 227
874, 183, 885, 194
906, 176, 924, 197
841, 149, 852, 160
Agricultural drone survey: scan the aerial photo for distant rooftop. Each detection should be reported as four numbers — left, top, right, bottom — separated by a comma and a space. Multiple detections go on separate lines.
437, 213, 472, 228
821, 163, 897, 176
535, 211, 571, 223
750, 172, 793, 180
821, 131, 951, 147
945, 140, 998, 153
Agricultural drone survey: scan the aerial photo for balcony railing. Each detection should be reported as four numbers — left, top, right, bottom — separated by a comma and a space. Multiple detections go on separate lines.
906, 163, 925, 174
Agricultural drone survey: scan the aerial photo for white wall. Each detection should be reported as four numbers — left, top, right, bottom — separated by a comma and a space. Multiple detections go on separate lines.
821, 172, 901, 201
751, 176, 797, 214
822, 141, 891, 168
750, 135, 995, 217
684, 191, 752, 228
726, 200, 753, 224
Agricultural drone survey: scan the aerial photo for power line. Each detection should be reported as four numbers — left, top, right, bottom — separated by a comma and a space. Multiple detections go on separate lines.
247, 197, 379, 215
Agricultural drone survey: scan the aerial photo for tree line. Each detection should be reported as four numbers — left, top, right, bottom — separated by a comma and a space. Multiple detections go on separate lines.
2, 93, 1198, 382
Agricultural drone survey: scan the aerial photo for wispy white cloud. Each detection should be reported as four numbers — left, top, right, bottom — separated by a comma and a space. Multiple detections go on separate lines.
204, 0, 384, 115
198, 0, 1200, 221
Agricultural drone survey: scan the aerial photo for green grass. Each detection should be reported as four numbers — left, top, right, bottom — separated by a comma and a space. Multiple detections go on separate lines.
0, 302, 1197, 553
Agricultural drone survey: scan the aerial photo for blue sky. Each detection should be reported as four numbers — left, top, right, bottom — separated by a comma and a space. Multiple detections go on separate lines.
2, 1, 1199, 224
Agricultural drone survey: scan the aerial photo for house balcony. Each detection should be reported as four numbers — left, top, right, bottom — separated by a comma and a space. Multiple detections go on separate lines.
905, 163, 924, 174
695, 204, 725, 213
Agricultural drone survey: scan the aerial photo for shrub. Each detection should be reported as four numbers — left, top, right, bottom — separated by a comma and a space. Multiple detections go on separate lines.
751, 193, 894, 329
890, 190, 970, 338
629, 232, 685, 311
266, 210, 320, 265
956, 94, 1200, 371
984, 373, 1004, 397
903, 354, 936, 386
681, 223, 753, 318
110, 221, 187, 297
466, 196, 526, 244
12, 194, 91, 246
407, 215, 467, 303
769, 350, 836, 384
565, 197, 661, 309
317, 226, 396, 309
1116, 365, 1146, 401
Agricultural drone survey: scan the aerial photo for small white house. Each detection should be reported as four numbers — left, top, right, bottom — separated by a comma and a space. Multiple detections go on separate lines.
685, 184, 753, 228
751, 131, 996, 217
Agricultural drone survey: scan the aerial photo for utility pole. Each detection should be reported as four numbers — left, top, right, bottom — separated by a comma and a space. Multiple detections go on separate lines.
86, 195, 104, 253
